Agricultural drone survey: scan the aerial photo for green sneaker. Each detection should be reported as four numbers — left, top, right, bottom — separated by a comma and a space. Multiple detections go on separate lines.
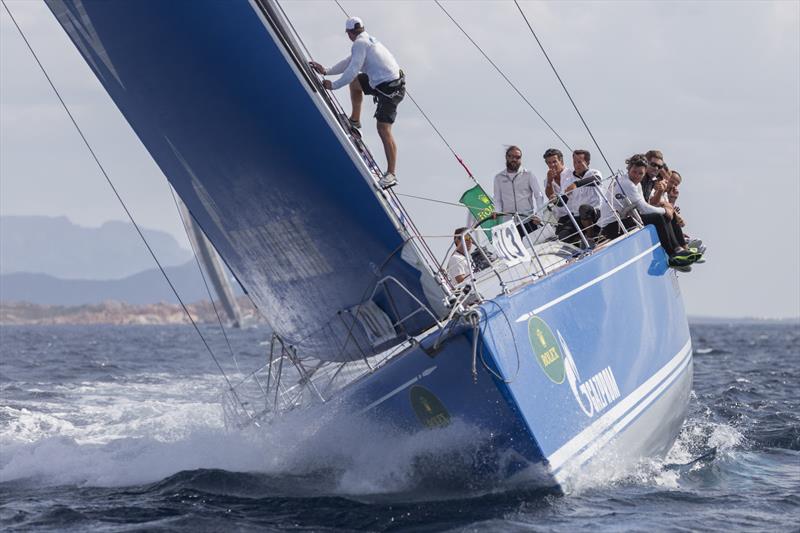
669, 255, 694, 268
673, 248, 701, 264
687, 246, 706, 264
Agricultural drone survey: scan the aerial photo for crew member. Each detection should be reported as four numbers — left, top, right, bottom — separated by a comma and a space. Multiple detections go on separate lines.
598, 154, 700, 269
493, 146, 545, 237
447, 227, 473, 284
309, 17, 405, 189
559, 149, 603, 245
543, 148, 578, 243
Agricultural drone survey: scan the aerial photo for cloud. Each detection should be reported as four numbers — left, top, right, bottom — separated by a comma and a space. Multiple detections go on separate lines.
2, 0, 798, 317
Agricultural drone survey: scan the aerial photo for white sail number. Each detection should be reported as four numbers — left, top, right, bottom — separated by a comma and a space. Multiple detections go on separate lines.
491, 221, 531, 267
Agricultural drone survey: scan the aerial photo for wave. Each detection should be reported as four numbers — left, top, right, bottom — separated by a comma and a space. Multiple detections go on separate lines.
694, 347, 732, 355
561, 408, 746, 494
0, 403, 496, 500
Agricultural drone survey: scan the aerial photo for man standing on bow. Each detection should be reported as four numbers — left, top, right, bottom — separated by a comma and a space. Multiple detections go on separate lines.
309, 16, 405, 189
493, 145, 545, 237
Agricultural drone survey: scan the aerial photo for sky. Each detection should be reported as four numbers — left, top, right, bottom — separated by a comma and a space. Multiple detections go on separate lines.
1, 0, 799, 319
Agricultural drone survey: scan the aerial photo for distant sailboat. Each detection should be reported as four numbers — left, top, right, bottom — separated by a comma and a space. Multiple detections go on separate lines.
47, 0, 693, 491
175, 196, 242, 328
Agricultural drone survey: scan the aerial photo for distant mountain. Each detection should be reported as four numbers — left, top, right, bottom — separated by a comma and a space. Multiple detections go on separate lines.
0, 260, 236, 305
0, 215, 191, 279
1, 298, 263, 326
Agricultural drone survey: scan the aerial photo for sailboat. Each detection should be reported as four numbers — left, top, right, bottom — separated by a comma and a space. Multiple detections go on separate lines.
45, 0, 693, 490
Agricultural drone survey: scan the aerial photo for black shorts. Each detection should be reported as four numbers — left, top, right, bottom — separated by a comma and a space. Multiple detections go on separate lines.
357, 72, 405, 124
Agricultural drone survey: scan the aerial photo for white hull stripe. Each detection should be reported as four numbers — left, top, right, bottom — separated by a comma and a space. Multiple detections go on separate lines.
358, 366, 437, 415
547, 339, 692, 471
552, 344, 692, 481
516, 242, 660, 322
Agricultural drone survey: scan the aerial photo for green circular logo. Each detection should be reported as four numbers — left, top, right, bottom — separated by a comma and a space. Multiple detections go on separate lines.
527, 316, 565, 384
409, 385, 451, 428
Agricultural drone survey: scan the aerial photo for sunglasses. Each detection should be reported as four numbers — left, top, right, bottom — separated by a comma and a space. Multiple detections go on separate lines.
649, 162, 664, 169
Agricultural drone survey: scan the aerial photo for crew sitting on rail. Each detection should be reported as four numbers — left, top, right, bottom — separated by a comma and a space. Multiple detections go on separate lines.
659, 170, 705, 259
555, 149, 603, 246
309, 16, 405, 189
543, 148, 574, 240
666, 172, 683, 227
446, 227, 473, 285
492, 145, 545, 237
648, 168, 689, 249
642, 149, 670, 201
597, 154, 701, 269
578, 204, 602, 246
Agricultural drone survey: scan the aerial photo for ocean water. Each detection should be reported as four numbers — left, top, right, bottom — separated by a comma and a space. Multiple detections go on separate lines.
0, 322, 798, 531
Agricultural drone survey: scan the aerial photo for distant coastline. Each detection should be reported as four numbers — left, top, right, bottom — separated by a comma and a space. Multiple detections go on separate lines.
0, 299, 263, 326
1, 300, 796, 327
687, 315, 800, 326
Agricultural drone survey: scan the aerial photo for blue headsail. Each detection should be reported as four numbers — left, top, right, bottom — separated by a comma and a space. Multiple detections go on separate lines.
47, 0, 442, 361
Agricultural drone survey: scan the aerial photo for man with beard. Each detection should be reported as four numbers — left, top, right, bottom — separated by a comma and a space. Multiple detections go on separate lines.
492, 145, 545, 237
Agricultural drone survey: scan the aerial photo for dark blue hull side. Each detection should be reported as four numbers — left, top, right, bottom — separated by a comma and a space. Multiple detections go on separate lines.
340, 227, 692, 488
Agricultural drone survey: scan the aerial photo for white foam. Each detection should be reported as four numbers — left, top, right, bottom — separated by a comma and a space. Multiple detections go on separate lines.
557, 415, 745, 495
1, 376, 491, 493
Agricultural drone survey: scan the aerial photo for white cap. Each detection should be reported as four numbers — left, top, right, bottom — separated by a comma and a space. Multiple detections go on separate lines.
345, 16, 363, 31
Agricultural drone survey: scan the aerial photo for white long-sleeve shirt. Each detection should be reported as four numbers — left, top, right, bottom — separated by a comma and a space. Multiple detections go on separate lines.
493, 168, 545, 222
549, 167, 576, 219
567, 169, 603, 214
599, 172, 666, 228
327, 32, 400, 90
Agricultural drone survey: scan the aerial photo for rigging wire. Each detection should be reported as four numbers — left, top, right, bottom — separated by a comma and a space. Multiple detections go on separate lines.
1, 0, 243, 399
333, 0, 347, 16
332, 0, 477, 181
434, 0, 572, 152
513, 0, 613, 174
395, 192, 465, 208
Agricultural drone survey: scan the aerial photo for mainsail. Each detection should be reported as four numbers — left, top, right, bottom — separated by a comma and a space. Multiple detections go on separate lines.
47, 0, 443, 361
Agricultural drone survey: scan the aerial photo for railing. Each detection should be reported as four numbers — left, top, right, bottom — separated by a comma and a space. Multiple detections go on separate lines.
442, 172, 643, 304
222, 329, 414, 428
222, 273, 448, 428
222, 172, 646, 428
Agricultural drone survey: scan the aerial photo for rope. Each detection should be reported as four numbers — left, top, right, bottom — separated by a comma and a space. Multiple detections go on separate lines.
434, 0, 572, 152
475, 302, 521, 384
395, 192, 465, 208
405, 91, 476, 181
2, 0, 242, 399
333, 0, 347, 16
513, 0, 613, 174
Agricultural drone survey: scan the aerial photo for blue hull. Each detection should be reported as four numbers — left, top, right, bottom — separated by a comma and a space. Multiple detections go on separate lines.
339, 227, 692, 489
46, 0, 693, 490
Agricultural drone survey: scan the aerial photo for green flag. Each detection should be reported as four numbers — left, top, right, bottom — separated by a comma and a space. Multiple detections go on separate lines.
459, 184, 500, 240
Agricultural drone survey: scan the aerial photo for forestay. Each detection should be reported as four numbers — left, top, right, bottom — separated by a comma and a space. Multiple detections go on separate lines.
47, 0, 442, 361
